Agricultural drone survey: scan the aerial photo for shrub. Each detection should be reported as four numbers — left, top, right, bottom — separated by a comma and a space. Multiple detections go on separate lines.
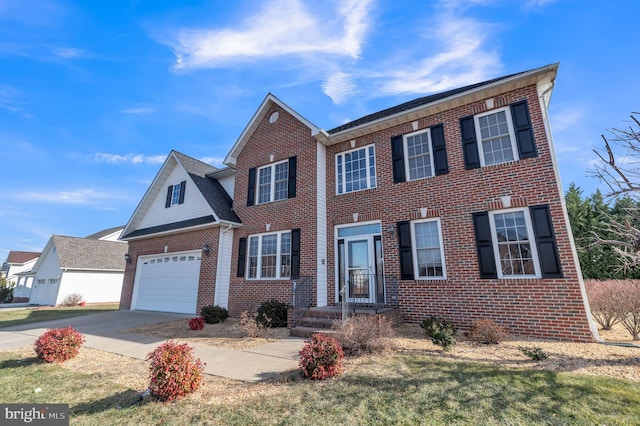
61, 293, 84, 307
519, 346, 549, 361
200, 305, 229, 324
188, 317, 205, 330
256, 299, 288, 328
331, 314, 395, 355
299, 333, 344, 380
420, 316, 456, 338
616, 280, 640, 340
34, 327, 85, 363
146, 341, 204, 402
432, 330, 457, 351
467, 319, 508, 344
239, 310, 272, 338
585, 279, 623, 330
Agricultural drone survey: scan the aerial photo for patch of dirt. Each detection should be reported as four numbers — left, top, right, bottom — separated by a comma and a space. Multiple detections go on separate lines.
122, 318, 290, 351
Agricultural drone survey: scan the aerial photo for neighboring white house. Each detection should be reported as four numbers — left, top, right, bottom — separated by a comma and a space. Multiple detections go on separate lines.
29, 227, 128, 306
5, 251, 41, 302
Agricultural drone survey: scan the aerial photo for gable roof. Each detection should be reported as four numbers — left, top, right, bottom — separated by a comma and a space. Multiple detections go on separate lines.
121, 150, 240, 240
6, 251, 40, 264
224, 93, 325, 166
51, 235, 127, 270
85, 225, 125, 240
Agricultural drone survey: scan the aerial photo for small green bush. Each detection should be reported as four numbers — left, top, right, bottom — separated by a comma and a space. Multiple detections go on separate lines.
34, 327, 85, 363
432, 330, 456, 351
519, 346, 548, 361
146, 341, 204, 402
256, 299, 288, 328
299, 333, 344, 380
468, 319, 508, 344
420, 316, 456, 338
200, 305, 229, 324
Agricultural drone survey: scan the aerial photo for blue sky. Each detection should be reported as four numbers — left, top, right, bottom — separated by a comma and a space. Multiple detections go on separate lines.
1, 0, 638, 263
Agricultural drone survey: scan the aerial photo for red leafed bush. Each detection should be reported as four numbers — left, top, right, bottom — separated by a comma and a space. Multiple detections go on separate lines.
146, 341, 204, 402
299, 333, 344, 380
188, 317, 205, 330
467, 319, 508, 344
34, 327, 85, 363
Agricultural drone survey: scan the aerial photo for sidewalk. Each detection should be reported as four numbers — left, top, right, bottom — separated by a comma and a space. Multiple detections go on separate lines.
0, 310, 305, 383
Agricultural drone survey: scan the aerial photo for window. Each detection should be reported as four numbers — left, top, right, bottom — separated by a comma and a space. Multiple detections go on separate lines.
165, 181, 186, 208
475, 107, 518, 166
247, 231, 292, 279
336, 145, 376, 194
257, 160, 288, 204
36, 279, 45, 285
405, 130, 434, 180
489, 208, 540, 278
48, 278, 59, 285
411, 219, 446, 279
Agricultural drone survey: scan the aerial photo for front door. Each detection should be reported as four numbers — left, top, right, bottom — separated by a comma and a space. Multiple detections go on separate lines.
339, 234, 384, 304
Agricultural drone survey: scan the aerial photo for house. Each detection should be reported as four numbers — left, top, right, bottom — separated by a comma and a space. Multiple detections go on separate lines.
28, 227, 128, 306
120, 63, 598, 341
5, 251, 41, 302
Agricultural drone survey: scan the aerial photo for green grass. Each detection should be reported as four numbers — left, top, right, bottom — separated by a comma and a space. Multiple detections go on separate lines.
0, 303, 119, 328
0, 351, 638, 425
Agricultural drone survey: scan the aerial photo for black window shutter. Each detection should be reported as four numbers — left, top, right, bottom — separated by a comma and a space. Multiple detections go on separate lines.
472, 212, 498, 279
397, 221, 414, 280
391, 135, 406, 183
510, 100, 537, 159
237, 238, 247, 277
530, 205, 563, 278
430, 124, 449, 175
291, 228, 301, 278
460, 115, 481, 169
288, 156, 297, 199
178, 180, 186, 204
246, 167, 256, 206
165, 186, 173, 208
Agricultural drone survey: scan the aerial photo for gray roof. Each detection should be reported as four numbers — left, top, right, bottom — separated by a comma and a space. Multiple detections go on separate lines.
173, 151, 241, 223
85, 225, 125, 240
327, 69, 528, 134
51, 235, 128, 270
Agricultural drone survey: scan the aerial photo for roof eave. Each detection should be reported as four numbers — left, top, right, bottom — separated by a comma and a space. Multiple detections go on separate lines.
325, 63, 559, 144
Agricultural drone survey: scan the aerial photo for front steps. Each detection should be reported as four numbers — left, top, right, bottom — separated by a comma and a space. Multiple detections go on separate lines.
290, 306, 403, 338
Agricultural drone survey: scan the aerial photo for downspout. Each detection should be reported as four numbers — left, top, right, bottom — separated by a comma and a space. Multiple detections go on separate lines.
538, 78, 602, 342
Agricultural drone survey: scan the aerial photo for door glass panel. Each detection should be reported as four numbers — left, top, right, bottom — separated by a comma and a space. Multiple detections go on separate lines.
348, 240, 369, 299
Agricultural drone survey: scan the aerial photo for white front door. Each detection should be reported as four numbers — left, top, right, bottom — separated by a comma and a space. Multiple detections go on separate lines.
346, 237, 374, 302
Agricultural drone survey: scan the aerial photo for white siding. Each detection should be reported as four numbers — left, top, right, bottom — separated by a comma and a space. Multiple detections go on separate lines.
214, 228, 234, 308
30, 246, 62, 305
98, 230, 124, 241
6, 258, 38, 285
218, 175, 235, 199
56, 271, 124, 304
316, 142, 328, 306
139, 165, 213, 229
13, 275, 34, 298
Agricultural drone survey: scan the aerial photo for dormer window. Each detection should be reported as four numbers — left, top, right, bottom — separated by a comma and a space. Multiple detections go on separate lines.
165, 181, 186, 208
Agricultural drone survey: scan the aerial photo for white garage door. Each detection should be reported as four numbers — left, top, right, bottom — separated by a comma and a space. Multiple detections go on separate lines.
132, 251, 201, 314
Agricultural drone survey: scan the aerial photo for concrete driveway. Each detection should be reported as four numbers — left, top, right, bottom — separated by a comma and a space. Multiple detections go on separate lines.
0, 310, 304, 382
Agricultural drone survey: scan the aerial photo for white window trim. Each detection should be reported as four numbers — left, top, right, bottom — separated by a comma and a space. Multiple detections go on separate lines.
488, 207, 541, 279
410, 218, 446, 280
335, 144, 377, 195
256, 159, 288, 204
247, 230, 292, 280
171, 183, 182, 205
474, 106, 519, 167
404, 129, 435, 181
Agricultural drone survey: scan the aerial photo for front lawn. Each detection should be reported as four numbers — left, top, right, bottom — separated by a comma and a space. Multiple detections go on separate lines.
0, 349, 638, 425
0, 303, 119, 328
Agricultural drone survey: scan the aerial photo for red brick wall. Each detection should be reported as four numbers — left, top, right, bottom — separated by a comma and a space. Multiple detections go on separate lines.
228, 103, 320, 316
119, 227, 220, 314
324, 85, 594, 341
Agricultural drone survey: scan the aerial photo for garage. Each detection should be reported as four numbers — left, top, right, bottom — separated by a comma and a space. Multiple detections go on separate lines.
131, 251, 201, 314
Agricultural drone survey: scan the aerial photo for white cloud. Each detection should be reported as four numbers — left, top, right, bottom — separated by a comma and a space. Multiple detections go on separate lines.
94, 153, 167, 165
199, 156, 226, 167
551, 107, 587, 133
525, 0, 559, 8
378, 14, 501, 96
322, 72, 356, 104
0, 84, 31, 117
119, 107, 155, 115
15, 189, 114, 205
164, 0, 374, 70
52, 47, 86, 59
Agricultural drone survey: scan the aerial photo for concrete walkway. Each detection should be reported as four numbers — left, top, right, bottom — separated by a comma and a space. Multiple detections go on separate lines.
0, 310, 305, 383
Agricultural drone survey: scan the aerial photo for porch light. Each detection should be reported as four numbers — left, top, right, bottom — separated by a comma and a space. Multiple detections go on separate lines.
124, 253, 131, 263
202, 243, 211, 257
